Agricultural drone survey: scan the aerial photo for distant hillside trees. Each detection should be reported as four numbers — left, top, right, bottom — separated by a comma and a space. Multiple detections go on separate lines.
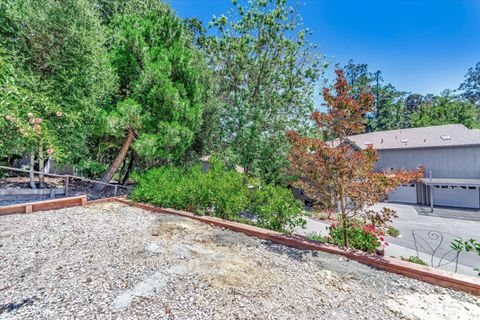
410, 90, 478, 129
341, 60, 480, 131
459, 62, 480, 105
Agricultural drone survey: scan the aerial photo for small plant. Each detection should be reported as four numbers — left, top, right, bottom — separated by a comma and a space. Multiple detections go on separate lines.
401, 256, 428, 266
386, 226, 400, 238
306, 232, 327, 243
311, 209, 337, 221
451, 238, 480, 276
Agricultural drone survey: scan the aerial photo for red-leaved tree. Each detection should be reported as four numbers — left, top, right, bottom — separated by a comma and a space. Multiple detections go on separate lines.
288, 68, 423, 248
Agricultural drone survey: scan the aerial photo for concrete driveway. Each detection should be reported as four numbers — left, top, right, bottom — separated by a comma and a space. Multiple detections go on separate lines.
374, 203, 480, 271
296, 203, 480, 276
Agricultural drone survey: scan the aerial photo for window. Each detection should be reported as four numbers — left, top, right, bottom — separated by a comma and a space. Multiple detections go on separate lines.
469, 186, 476, 190
441, 185, 448, 189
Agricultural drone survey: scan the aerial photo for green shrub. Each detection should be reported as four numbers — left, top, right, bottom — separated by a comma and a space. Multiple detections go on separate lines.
386, 226, 400, 238
329, 221, 384, 253
307, 220, 385, 253
130, 158, 304, 233
251, 182, 306, 232
401, 256, 428, 266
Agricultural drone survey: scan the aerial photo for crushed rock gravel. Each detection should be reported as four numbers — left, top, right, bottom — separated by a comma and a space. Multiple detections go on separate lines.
0, 202, 479, 319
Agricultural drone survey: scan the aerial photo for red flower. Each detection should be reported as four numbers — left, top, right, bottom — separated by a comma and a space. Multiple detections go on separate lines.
379, 237, 384, 242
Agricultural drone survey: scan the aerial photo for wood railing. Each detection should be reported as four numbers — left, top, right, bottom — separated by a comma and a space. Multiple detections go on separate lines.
0, 165, 132, 197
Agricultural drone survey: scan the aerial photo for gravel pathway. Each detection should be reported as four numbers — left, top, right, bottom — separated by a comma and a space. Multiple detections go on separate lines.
0, 203, 479, 319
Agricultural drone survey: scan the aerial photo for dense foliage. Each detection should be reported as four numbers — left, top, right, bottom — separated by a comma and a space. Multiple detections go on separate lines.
130, 159, 305, 233
93, 6, 209, 187
410, 91, 478, 128
207, 0, 322, 184
0, 0, 116, 163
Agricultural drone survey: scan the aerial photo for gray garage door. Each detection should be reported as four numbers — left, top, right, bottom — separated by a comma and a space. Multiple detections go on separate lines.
432, 185, 480, 209
388, 183, 417, 204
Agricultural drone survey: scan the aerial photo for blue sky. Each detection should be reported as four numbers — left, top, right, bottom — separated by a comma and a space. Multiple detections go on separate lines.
168, 0, 480, 95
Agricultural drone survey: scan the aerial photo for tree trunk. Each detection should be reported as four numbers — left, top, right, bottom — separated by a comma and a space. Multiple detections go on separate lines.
94, 129, 135, 192
29, 153, 36, 189
118, 157, 127, 182
121, 151, 136, 185
339, 186, 348, 248
38, 140, 45, 189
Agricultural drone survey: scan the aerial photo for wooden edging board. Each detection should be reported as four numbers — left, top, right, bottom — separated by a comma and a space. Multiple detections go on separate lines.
112, 198, 480, 295
0, 195, 87, 216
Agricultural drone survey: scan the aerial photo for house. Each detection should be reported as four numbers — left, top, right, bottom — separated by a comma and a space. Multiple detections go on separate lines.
346, 124, 480, 209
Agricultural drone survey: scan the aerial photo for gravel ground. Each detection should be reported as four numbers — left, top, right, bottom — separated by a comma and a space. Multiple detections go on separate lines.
0, 203, 479, 320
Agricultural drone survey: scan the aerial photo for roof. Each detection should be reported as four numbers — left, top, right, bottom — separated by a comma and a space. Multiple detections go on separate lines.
347, 124, 480, 150
421, 178, 480, 186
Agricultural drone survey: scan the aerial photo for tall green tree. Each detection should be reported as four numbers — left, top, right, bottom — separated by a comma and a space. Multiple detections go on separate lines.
342, 61, 409, 132
410, 90, 478, 128
95, 6, 207, 187
371, 86, 410, 131
0, 0, 116, 163
343, 60, 371, 94
208, 0, 322, 184
459, 61, 480, 105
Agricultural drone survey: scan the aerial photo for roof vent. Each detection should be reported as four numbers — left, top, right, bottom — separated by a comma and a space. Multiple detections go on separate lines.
381, 139, 384, 144
440, 135, 451, 141
400, 138, 408, 145
364, 141, 373, 146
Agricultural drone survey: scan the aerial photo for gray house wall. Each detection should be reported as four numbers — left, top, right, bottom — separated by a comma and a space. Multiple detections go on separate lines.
375, 145, 480, 178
